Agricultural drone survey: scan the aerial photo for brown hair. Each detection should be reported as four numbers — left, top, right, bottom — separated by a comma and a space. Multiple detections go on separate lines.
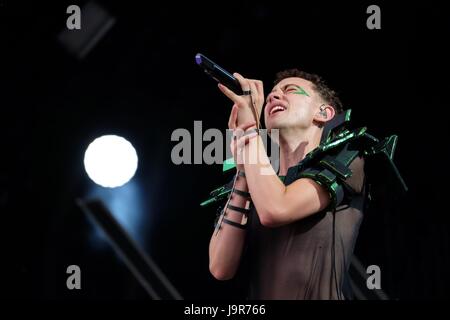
274, 68, 343, 114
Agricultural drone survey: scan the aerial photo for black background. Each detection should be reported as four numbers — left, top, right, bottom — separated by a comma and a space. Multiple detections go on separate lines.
1, 1, 449, 300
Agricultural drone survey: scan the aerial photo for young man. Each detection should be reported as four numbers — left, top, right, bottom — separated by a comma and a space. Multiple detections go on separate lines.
208, 69, 365, 299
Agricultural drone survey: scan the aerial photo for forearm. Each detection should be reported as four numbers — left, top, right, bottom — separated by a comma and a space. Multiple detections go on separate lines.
243, 136, 287, 226
209, 174, 249, 280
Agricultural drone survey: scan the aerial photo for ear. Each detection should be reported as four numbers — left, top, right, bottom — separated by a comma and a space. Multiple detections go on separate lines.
314, 104, 335, 126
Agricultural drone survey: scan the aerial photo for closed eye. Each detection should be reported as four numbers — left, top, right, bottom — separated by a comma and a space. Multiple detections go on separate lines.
283, 84, 300, 93
286, 85, 310, 97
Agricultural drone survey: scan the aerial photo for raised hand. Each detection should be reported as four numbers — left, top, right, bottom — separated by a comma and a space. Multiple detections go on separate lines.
218, 73, 264, 128
228, 104, 259, 172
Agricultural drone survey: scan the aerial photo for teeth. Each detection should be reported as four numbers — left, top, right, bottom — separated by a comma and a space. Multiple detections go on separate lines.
270, 106, 285, 115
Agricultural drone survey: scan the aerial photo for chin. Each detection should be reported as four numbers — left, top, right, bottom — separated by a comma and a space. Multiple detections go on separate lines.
266, 120, 284, 131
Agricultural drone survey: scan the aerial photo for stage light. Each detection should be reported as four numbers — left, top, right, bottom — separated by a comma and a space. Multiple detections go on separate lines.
84, 135, 138, 188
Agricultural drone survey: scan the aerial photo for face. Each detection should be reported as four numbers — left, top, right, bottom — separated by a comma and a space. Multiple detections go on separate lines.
264, 77, 323, 131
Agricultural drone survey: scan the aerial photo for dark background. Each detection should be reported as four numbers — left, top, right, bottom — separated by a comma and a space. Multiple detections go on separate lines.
1, 1, 449, 300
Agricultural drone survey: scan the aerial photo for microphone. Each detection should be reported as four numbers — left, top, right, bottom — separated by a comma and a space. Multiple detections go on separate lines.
195, 53, 243, 95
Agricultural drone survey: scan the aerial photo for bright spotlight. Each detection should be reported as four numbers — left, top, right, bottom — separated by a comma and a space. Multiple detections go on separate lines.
84, 135, 138, 188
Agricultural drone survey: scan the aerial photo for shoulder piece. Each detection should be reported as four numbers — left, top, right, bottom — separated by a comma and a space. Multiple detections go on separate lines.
284, 126, 377, 185
285, 128, 373, 207
363, 134, 408, 198
201, 109, 408, 208
284, 109, 408, 208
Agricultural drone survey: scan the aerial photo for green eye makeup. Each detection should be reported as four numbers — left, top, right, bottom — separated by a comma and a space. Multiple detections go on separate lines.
291, 85, 310, 97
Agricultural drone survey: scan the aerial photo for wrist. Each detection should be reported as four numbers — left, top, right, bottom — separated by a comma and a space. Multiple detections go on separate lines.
244, 126, 258, 135
234, 171, 248, 191
237, 170, 246, 178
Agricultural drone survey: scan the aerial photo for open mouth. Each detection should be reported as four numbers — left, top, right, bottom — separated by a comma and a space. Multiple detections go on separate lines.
269, 105, 286, 116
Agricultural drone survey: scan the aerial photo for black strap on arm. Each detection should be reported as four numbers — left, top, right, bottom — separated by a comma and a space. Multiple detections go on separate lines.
222, 217, 247, 230
227, 204, 251, 215
298, 168, 345, 208
233, 188, 250, 198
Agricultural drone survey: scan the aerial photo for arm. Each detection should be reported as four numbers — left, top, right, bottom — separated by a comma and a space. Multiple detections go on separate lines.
243, 136, 331, 228
208, 107, 256, 280
208, 173, 249, 280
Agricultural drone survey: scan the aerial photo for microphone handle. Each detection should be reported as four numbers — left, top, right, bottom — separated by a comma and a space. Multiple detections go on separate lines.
195, 53, 243, 95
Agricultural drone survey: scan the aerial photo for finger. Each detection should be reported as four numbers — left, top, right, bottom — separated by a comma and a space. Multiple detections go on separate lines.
236, 130, 259, 150
248, 80, 258, 103
248, 81, 261, 120
230, 139, 236, 157
256, 81, 265, 117
237, 121, 257, 131
247, 79, 264, 118
233, 73, 251, 92
233, 121, 256, 142
248, 79, 264, 98
254, 80, 264, 101
228, 104, 239, 129
218, 83, 243, 104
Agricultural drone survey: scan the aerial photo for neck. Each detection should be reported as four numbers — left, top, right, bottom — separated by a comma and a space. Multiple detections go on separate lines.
277, 126, 322, 176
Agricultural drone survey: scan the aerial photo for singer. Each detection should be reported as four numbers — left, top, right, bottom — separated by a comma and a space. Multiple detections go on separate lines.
207, 68, 406, 299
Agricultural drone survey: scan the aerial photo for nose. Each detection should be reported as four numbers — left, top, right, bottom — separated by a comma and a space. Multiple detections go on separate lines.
266, 88, 283, 104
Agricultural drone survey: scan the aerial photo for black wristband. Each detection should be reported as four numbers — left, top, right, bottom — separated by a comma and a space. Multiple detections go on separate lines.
233, 188, 250, 198
227, 204, 251, 215
222, 217, 247, 230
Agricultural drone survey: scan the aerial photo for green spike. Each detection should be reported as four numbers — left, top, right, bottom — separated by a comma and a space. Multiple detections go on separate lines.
223, 157, 236, 172
200, 198, 216, 207
200, 188, 232, 207
344, 109, 352, 122
384, 135, 398, 160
